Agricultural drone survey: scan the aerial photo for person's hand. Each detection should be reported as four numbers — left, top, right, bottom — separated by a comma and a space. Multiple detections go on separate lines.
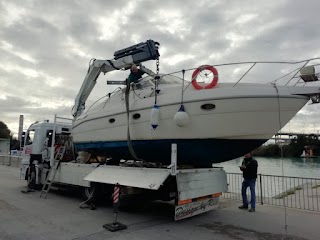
240, 165, 246, 170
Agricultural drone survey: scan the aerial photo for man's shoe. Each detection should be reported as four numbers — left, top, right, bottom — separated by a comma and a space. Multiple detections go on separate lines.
239, 205, 248, 210
249, 208, 255, 212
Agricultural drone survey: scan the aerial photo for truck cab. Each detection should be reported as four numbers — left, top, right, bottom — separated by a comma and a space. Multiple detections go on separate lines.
20, 120, 72, 186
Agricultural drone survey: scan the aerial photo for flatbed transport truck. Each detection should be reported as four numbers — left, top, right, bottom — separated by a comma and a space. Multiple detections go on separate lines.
20, 115, 228, 220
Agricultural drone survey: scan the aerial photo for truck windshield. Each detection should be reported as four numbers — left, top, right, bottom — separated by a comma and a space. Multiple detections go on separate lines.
25, 130, 35, 145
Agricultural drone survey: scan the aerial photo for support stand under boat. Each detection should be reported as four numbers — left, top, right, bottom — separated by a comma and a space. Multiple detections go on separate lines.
167, 143, 177, 176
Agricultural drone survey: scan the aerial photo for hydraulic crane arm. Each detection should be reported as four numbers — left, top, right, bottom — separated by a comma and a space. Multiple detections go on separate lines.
72, 40, 160, 118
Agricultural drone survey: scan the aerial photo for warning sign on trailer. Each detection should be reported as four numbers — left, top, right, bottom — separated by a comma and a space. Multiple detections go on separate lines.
174, 197, 219, 221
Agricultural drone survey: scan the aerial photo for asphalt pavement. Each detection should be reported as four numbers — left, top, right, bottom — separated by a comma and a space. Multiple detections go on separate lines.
0, 164, 319, 240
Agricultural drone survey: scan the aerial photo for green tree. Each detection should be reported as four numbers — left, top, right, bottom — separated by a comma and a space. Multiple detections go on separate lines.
254, 135, 320, 157
0, 121, 21, 150
253, 144, 281, 157
10, 137, 20, 150
0, 121, 11, 138
283, 136, 305, 157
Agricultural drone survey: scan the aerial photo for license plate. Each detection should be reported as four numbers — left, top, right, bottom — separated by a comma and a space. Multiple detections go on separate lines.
174, 197, 219, 221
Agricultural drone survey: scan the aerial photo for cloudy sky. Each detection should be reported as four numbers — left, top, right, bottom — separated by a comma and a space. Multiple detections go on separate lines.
1, 0, 320, 137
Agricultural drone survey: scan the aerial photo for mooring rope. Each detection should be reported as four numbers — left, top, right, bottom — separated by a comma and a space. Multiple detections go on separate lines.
125, 80, 142, 161
180, 69, 185, 105
273, 83, 291, 239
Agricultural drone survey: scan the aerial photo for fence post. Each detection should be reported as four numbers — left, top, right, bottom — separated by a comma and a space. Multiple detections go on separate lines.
259, 174, 263, 205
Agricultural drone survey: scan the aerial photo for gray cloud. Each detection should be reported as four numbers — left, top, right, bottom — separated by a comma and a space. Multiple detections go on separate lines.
1, 0, 320, 136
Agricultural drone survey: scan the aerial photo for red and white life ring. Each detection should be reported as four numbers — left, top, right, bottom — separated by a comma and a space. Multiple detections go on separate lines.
191, 65, 219, 90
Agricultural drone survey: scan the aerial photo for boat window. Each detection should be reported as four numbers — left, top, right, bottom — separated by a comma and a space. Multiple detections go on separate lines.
133, 79, 154, 88
158, 75, 183, 85
137, 74, 183, 88
132, 113, 141, 119
201, 104, 216, 110
109, 118, 115, 123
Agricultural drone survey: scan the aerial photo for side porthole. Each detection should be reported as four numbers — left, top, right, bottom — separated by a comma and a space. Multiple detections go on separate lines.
201, 103, 215, 110
109, 118, 115, 123
133, 113, 141, 119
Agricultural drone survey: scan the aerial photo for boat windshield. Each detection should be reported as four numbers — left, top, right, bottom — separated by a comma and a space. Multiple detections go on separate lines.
138, 74, 183, 88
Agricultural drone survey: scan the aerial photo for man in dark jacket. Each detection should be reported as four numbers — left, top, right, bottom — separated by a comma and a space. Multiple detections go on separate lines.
127, 64, 145, 84
239, 152, 258, 212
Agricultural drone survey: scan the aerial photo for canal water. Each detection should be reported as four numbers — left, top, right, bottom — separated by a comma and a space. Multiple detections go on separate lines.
214, 157, 320, 200
213, 157, 320, 179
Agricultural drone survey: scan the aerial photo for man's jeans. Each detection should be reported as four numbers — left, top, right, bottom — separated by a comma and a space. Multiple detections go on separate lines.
241, 179, 256, 209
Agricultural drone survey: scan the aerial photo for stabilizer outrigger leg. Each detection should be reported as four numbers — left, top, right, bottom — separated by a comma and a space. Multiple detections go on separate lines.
21, 159, 37, 194
310, 94, 320, 104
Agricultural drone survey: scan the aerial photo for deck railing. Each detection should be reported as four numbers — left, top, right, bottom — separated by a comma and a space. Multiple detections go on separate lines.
223, 173, 320, 212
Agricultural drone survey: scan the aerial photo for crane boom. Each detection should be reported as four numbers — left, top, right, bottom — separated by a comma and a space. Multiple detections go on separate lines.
72, 40, 160, 118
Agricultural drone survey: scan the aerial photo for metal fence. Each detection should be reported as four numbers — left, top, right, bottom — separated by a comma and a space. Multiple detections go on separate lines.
0, 155, 22, 168
223, 173, 320, 212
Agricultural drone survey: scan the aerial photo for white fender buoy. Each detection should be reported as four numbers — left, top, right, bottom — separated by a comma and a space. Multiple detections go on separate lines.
151, 104, 160, 129
174, 105, 190, 127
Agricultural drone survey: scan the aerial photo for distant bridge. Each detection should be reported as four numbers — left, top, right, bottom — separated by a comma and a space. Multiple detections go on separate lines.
270, 132, 320, 144
275, 132, 320, 137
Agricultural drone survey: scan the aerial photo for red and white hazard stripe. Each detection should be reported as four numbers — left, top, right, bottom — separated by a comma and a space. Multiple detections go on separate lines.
113, 185, 120, 204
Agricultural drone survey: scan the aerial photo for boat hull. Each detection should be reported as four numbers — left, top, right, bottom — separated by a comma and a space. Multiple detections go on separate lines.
74, 138, 266, 167
72, 83, 313, 167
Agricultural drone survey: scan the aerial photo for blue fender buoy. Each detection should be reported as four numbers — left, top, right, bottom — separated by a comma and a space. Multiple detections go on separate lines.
151, 105, 160, 129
